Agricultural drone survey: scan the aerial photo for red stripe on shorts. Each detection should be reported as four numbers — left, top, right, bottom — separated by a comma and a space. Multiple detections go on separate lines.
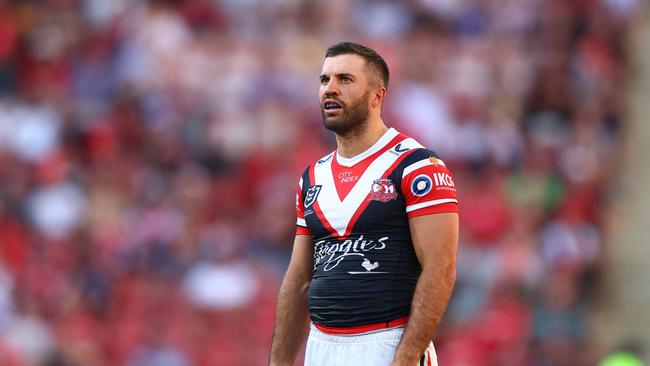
314, 316, 409, 335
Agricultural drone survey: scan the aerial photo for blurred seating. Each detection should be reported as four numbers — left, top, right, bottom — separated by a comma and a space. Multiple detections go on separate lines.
0, 0, 638, 365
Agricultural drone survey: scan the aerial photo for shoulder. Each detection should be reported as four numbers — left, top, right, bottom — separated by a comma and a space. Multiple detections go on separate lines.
307, 150, 335, 172
392, 129, 441, 162
394, 143, 458, 216
401, 148, 442, 167
298, 150, 335, 187
314, 151, 335, 169
395, 146, 448, 179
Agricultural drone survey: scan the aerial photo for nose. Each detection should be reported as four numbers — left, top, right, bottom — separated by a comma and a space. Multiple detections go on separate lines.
322, 79, 340, 98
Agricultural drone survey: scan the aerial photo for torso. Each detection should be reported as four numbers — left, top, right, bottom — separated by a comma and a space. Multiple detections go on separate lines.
295, 128, 458, 328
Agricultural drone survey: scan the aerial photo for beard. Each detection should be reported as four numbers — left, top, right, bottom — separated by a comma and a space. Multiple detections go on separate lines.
321, 91, 371, 137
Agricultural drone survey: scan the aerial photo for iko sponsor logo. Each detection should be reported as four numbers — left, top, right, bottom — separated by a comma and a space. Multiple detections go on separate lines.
433, 172, 455, 188
411, 174, 433, 196
313, 235, 389, 272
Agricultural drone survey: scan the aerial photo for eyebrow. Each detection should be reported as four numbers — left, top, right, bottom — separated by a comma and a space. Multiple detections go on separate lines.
320, 73, 356, 80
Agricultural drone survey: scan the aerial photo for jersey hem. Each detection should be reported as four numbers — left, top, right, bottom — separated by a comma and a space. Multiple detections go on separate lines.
313, 316, 409, 335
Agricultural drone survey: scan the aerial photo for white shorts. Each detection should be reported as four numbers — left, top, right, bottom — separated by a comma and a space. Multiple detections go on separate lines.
304, 324, 437, 366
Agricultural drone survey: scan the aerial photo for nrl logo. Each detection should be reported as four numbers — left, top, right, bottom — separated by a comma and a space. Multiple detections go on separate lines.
304, 185, 322, 208
369, 178, 398, 202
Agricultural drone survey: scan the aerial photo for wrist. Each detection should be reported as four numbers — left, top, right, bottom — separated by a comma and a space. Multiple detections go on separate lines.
268, 356, 292, 366
392, 347, 420, 365
269, 362, 291, 366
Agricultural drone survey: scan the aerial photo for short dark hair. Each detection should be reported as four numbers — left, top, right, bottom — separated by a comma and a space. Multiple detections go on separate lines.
325, 42, 389, 88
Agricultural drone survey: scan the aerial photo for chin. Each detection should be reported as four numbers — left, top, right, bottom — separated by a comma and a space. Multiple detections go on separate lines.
323, 119, 358, 136
321, 113, 342, 128
323, 120, 342, 132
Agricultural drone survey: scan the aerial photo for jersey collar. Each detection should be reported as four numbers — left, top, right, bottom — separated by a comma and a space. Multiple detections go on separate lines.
335, 128, 399, 168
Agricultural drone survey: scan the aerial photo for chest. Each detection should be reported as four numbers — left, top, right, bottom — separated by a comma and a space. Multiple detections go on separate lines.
304, 167, 405, 239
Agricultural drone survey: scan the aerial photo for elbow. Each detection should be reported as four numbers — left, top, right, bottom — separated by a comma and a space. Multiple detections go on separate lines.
293, 270, 312, 296
422, 262, 456, 289
299, 280, 311, 295
281, 266, 312, 295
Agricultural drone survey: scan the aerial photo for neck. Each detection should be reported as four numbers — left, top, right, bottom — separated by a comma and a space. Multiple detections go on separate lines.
335, 115, 388, 158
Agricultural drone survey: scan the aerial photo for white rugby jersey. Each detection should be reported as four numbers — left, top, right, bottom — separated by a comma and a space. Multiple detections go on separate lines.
295, 128, 458, 328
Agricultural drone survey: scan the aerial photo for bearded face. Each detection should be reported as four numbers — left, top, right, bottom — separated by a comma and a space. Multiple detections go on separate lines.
321, 90, 371, 136
319, 54, 376, 137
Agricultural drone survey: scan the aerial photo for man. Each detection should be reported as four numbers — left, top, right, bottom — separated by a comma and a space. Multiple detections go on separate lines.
269, 42, 459, 366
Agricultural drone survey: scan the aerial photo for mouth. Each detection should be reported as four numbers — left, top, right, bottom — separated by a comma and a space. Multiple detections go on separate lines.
323, 100, 343, 112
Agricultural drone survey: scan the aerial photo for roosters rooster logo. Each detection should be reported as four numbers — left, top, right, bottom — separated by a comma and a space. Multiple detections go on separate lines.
361, 258, 379, 272
369, 178, 398, 202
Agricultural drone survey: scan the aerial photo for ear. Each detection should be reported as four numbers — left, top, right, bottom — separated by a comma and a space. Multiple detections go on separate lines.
371, 87, 387, 108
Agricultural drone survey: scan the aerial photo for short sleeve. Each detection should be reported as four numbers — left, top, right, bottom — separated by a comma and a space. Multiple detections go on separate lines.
401, 156, 459, 218
296, 177, 311, 235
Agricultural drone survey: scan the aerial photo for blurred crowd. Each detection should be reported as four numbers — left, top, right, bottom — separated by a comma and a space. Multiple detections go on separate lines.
0, 0, 642, 365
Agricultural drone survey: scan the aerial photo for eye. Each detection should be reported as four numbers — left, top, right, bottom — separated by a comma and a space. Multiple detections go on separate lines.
320, 76, 329, 84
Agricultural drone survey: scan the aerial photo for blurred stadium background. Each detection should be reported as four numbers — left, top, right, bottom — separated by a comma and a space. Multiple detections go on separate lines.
0, 0, 648, 365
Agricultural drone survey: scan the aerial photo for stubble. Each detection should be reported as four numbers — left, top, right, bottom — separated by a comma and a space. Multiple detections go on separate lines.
321, 91, 371, 137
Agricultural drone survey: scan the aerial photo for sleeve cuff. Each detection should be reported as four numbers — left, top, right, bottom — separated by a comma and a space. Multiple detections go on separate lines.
407, 202, 458, 218
296, 226, 311, 235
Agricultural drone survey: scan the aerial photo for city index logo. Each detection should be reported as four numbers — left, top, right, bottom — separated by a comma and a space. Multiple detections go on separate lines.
338, 171, 358, 183
433, 172, 455, 188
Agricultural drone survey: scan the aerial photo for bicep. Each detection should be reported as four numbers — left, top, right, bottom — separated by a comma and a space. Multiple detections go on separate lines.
286, 234, 314, 281
408, 213, 459, 270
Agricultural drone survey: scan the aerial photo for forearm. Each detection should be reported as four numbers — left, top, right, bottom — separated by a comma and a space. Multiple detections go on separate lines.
269, 273, 311, 366
392, 265, 456, 365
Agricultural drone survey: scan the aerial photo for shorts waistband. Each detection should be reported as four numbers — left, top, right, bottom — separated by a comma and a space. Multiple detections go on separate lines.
309, 323, 406, 343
